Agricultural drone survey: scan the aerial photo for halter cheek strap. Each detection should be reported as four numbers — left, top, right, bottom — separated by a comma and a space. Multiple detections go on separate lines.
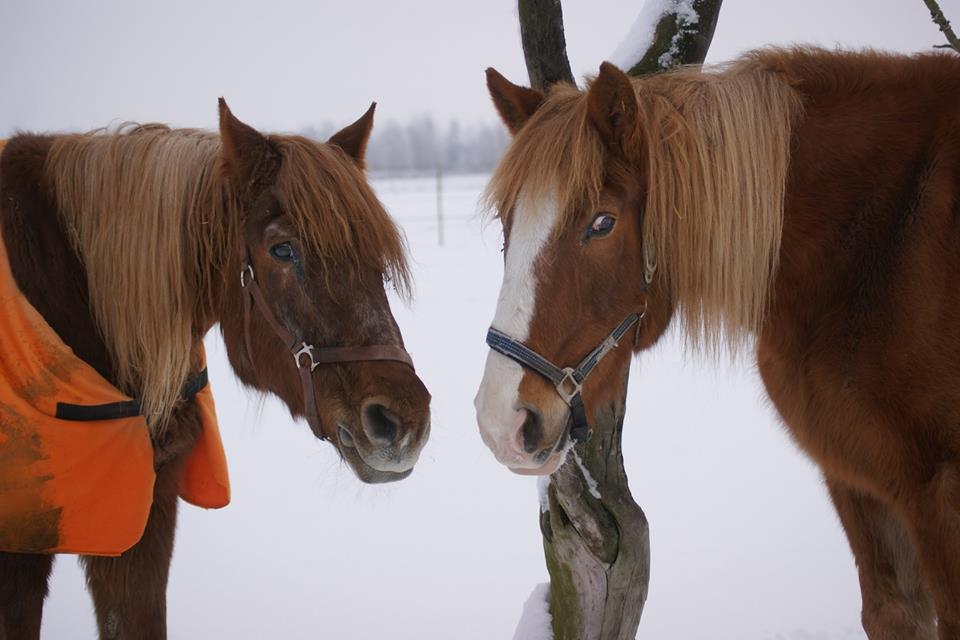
240, 255, 413, 441
485, 225, 656, 446
485, 311, 642, 444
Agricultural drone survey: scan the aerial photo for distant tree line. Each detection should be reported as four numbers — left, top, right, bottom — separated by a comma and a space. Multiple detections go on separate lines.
301, 116, 509, 176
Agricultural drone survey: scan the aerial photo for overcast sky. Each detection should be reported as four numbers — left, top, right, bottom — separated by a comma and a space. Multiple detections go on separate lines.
0, 0, 949, 137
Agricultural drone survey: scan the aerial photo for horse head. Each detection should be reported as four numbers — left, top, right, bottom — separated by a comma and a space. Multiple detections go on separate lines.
474, 65, 672, 475
217, 101, 431, 483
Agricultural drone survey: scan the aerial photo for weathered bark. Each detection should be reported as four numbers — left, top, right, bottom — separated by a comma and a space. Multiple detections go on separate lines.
626, 0, 723, 76
539, 385, 650, 640
518, 0, 575, 88
515, 2, 723, 639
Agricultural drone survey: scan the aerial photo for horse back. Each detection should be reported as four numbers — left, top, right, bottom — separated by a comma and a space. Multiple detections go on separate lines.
758, 50, 960, 493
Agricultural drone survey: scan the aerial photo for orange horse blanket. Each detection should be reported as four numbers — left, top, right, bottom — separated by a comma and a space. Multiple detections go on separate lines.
0, 145, 229, 556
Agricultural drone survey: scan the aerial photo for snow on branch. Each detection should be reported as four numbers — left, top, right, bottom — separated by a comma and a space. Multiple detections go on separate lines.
611, 0, 723, 77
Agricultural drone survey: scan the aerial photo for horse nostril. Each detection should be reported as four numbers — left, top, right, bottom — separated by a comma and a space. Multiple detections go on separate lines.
534, 447, 553, 465
362, 402, 401, 445
520, 408, 544, 454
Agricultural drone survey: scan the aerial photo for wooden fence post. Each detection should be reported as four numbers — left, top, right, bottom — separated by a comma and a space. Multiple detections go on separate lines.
436, 166, 444, 246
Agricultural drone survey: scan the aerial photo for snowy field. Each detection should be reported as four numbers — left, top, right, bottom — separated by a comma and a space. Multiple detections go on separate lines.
40, 173, 867, 639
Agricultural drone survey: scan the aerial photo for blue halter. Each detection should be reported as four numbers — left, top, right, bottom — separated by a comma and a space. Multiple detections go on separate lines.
485, 311, 642, 444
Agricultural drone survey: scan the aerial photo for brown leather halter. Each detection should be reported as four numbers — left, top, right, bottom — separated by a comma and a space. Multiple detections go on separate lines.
239, 254, 413, 441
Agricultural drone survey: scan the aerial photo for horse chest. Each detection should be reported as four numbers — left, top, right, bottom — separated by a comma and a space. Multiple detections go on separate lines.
754, 332, 920, 498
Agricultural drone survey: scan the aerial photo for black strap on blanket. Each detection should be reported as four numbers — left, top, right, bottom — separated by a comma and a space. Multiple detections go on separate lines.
55, 368, 209, 422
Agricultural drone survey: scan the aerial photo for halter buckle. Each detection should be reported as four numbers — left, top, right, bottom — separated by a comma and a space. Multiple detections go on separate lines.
240, 264, 254, 288
556, 367, 583, 405
293, 342, 319, 371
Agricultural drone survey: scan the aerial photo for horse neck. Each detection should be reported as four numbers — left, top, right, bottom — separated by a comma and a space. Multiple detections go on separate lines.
189, 176, 243, 338
768, 52, 960, 341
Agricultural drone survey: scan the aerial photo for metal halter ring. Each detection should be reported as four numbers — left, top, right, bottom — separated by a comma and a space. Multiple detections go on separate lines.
240, 264, 255, 288
293, 342, 319, 371
555, 367, 583, 405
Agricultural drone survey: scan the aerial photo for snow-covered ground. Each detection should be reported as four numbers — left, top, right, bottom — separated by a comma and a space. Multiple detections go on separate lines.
41, 174, 866, 639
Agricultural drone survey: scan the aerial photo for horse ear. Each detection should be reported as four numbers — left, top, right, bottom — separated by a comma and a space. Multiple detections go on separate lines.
486, 68, 545, 135
218, 98, 280, 196
328, 102, 376, 169
587, 62, 640, 154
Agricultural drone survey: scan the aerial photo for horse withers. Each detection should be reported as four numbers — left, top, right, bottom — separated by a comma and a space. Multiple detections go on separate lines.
475, 49, 960, 639
0, 100, 430, 639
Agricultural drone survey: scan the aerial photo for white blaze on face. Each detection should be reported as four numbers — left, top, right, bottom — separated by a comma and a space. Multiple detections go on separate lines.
475, 194, 559, 464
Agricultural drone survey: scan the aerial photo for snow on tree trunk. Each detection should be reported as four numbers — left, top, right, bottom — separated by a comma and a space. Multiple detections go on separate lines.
613, 0, 723, 76
513, 583, 554, 640
515, 2, 723, 639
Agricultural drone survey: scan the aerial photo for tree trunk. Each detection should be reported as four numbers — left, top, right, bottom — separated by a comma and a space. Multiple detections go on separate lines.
518, 0, 575, 88
539, 385, 650, 640
516, 2, 723, 639
626, 0, 723, 76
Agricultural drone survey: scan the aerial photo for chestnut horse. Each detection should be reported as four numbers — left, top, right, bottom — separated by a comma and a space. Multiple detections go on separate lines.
475, 48, 960, 639
0, 101, 430, 639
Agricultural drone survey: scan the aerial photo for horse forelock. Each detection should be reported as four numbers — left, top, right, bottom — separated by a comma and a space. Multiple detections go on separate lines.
485, 52, 802, 353
270, 136, 412, 300
483, 84, 606, 231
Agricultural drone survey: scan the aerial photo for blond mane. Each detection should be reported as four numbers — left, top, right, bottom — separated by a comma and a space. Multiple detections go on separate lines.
45, 125, 409, 432
486, 52, 803, 351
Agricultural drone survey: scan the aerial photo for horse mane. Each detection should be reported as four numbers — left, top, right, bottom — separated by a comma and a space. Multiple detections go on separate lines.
485, 50, 803, 352
45, 125, 409, 432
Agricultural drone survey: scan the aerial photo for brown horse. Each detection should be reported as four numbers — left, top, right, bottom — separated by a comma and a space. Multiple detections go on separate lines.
0, 101, 430, 639
474, 48, 960, 639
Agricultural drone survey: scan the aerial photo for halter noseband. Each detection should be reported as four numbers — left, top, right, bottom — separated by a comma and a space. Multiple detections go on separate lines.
485, 310, 643, 445
240, 254, 413, 441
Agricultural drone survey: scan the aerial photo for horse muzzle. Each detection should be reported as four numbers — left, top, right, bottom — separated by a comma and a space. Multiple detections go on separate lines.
334, 395, 430, 484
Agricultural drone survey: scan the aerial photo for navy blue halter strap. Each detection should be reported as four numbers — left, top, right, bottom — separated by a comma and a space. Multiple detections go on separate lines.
485, 311, 642, 444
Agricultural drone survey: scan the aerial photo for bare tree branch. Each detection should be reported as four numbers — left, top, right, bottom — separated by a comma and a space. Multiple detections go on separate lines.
923, 0, 960, 53
519, 0, 576, 89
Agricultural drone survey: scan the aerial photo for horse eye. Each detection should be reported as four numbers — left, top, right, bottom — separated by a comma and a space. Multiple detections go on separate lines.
589, 214, 616, 238
269, 242, 295, 262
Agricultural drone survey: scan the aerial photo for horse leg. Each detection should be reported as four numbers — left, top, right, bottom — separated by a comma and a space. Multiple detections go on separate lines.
81, 461, 180, 640
0, 553, 54, 640
826, 478, 936, 640
898, 466, 960, 639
